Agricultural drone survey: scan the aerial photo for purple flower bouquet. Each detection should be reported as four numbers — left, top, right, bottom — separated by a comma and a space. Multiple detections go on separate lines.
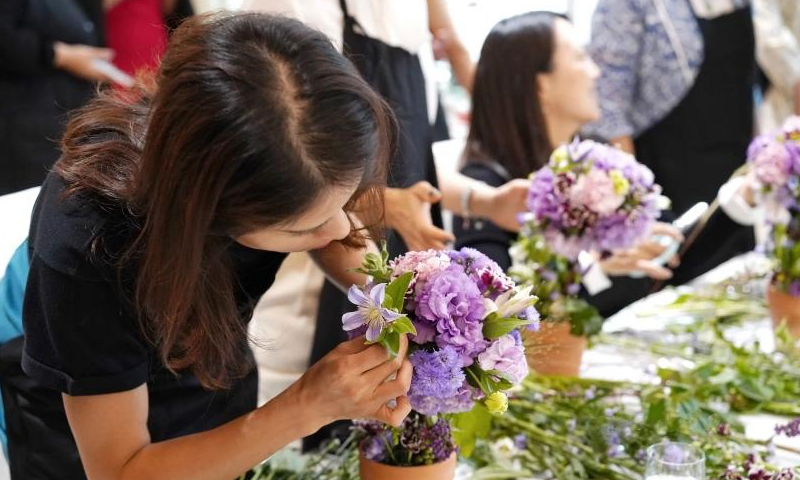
511, 139, 664, 337
521, 139, 663, 261
343, 246, 539, 466
746, 116, 800, 297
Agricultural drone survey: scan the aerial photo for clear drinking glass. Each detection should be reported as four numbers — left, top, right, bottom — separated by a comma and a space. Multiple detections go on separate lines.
645, 442, 706, 480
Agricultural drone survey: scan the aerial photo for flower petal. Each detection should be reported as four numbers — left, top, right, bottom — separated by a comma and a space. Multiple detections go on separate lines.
366, 323, 382, 342
380, 308, 404, 322
342, 311, 366, 331
347, 285, 372, 308
369, 283, 386, 307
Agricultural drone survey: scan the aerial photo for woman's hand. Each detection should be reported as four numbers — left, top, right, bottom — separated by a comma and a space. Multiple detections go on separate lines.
385, 181, 454, 251
599, 222, 683, 279
292, 334, 412, 428
53, 42, 115, 83
471, 178, 530, 232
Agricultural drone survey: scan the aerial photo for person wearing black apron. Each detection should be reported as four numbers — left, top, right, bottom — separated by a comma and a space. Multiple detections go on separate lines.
584, 1, 756, 316
634, 5, 756, 287
305, 0, 442, 450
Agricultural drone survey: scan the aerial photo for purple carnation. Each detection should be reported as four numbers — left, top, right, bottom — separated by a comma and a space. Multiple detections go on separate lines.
526, 167, 563, 224
477, 334, 529, 384
415, 266, 487, 365
749, 136, 792, 187
409, 347, 465, 399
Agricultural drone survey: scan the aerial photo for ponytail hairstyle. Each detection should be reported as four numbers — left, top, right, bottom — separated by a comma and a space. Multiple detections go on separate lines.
56, 13, 394, 389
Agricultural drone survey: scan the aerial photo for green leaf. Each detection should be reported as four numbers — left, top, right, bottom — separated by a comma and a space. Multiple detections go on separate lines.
562, 297, 604, 337
390, 316, 417, 336
708, 368, 737, 385
737, 378, 775, 402
645, 398, 666, 426
450, 403, 492, 457
380, 331, 401, 358
483, 317, 531, 340
384, 272, 413, 311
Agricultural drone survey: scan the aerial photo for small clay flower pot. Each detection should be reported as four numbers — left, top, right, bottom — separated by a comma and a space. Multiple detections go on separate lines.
523, 321, 586, 376
358, 452, 456, 480
767, 283, 800, 341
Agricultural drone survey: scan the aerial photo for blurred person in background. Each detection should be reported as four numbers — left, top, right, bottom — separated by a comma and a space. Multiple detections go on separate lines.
0, 0, 193, 196
452, 12, 681, 315
0, 0, 110, 195
584, 0, 756, 292
104, 0, 193, 76
753, 0, 800, 132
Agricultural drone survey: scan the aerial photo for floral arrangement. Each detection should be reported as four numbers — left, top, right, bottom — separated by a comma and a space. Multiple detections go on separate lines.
342, 246, 539, 466
746, 116, 800, 295
521, 139, 663, 260
510, 139, 664, 336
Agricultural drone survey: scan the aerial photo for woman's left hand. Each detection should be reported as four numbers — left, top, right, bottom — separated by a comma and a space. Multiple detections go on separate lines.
599, 222, 684, 279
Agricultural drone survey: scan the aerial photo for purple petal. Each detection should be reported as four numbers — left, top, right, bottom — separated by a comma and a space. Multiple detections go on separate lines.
366, 323, 382, 342
342, 311, 366, 331
380, 308, 404, 322
369, 283, 386, 307
347, 285, 371, 308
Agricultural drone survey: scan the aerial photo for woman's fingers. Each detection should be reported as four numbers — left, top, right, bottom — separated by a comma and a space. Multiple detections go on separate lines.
650, 222, 684, 242
352, 343, 393, 374
362, 335, 408, 380
374, 395, 412, 427
636, 259, 673, 280
373, 357, 412, 399
410, 181, 442, 203
402, 224, 453, 251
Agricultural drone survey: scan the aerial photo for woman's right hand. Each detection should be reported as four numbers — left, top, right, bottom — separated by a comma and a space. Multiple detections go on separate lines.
53, 41, 115, 83
293, 334, 412, 430
385, 182, 454, 251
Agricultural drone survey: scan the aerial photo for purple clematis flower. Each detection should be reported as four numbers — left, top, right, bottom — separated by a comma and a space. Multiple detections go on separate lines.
342, 284, 405, 342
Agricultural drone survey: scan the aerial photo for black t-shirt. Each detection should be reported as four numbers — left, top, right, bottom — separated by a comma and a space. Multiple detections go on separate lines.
0, 173, 287, 480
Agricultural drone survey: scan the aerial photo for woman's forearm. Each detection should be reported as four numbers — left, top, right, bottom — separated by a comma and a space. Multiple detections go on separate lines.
65, 383, 320, 480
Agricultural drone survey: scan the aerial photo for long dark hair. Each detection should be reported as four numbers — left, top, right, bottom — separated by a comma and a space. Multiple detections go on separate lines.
465, 11, 565, 179
56, 13, 394, 389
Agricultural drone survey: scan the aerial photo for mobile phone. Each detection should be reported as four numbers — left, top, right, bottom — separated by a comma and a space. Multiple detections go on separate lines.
91, 59, 135, 88
628, 202, 708, 278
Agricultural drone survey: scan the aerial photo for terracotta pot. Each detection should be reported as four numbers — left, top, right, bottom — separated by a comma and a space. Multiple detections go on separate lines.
523, 321, 586, 376
358, 452, 456, 480
766, 284, 800, 340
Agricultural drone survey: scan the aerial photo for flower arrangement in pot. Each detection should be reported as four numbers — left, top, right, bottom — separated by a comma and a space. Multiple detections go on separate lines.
342, 246, 539, 479
510, 139, 665, 375
745, 116, 800, 340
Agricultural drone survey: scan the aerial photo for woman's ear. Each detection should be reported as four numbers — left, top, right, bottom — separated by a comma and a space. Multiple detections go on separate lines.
536, 72, 551, 110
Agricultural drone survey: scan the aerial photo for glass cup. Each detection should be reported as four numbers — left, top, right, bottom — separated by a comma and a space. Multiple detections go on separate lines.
645, 441, 706, 480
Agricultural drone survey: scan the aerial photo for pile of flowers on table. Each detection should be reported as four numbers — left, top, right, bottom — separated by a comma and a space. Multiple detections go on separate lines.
342, 246, 539, 466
